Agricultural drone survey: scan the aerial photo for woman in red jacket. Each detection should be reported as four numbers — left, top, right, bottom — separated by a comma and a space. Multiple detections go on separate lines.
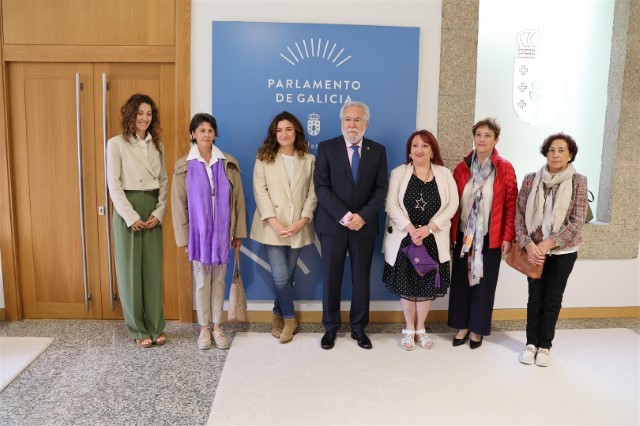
448, 118, 518, 349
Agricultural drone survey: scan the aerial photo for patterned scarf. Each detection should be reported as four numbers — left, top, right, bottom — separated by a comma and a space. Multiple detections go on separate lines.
187, 159, 231, 269
460, 151, 494, 286
525, 164, 575, 237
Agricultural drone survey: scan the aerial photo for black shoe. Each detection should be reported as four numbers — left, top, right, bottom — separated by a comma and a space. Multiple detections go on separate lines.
321, 332, 337, 350
469, 335, 483, 349
452, 331, 469, 347
350, 332, 372, 349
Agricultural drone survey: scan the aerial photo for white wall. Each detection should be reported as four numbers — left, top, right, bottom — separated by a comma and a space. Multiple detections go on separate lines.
0, 1, 636, 314
2, 232, 617, 312
194, 0, 639, 311
475, 0, 614, 207
471, 0, 639, 310
242, 255, 640, 312
241, 254, 640, 311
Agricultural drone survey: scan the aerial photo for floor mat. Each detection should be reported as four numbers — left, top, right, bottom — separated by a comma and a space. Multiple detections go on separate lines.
208, 329, 639, 425
0, 337, 54, 392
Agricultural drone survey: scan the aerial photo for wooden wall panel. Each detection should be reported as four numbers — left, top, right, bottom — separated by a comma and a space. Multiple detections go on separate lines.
2, 0, 175, 46
0, 0, 192, 321
0, 3, 22, 320
4, 46, 175, 63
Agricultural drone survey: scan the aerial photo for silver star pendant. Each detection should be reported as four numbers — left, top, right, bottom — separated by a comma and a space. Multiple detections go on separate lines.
415, 193, 427, 211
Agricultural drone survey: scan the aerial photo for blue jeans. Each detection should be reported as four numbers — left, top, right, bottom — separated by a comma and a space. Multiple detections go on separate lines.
265, 245, 301, 319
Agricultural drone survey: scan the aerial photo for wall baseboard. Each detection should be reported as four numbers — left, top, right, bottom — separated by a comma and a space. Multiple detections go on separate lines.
0, 306, 635, 323
192, 306, 639, 324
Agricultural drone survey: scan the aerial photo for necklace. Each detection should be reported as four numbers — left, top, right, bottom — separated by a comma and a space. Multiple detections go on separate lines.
415, 193, 428, 211
414, 165, 432, 183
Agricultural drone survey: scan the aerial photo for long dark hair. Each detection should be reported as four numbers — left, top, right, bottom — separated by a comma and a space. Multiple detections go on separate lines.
257, 111, 309, 164
120, 93, 162, 156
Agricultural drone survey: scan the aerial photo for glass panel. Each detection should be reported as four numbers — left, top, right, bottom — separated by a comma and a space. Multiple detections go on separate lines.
476, 0, 615, 213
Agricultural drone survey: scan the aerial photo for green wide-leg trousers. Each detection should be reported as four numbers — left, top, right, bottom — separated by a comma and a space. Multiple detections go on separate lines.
113, 190, 166, 340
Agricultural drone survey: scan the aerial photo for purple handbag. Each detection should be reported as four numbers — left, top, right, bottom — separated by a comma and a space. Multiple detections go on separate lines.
400, 242, 441, 288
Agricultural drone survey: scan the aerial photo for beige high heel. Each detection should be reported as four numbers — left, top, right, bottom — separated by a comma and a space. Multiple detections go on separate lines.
154, 333, 167, 346
134, 337, 153, 348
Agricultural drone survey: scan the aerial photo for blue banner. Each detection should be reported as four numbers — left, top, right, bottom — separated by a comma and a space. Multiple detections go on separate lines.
212, 21, 419, 301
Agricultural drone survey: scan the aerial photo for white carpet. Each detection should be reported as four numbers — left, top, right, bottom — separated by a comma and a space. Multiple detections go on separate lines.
209, 329, 639, 425
0, 337, 54, 392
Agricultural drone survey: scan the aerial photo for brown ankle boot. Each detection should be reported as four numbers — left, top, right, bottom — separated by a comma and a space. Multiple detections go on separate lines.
279, 318, 298, 344
271, 313, 284, 338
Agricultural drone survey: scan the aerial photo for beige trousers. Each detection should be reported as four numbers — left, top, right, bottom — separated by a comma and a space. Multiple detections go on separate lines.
193, 261, 227, 326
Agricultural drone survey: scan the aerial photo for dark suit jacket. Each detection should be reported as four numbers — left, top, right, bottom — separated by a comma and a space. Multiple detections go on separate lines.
313, 135, 388, 238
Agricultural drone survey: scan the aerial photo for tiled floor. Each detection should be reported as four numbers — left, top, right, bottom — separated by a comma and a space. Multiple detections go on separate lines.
0, 318, 638, 425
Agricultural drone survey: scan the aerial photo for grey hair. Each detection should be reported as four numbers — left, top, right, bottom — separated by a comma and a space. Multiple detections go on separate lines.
339, 101, 370, 122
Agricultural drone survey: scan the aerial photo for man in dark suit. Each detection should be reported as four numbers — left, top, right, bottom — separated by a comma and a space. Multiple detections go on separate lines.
313, 101, 388, 350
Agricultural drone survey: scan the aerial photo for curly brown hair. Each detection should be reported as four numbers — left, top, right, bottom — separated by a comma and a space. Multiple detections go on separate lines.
120, 94, 162, 157
540, 132, 578, 162
257, 111, 309, 164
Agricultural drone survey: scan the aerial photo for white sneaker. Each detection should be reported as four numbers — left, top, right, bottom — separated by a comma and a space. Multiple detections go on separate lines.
535, 348, 552, 367
198, 327, 212, 350
519, 344, 537, 364
212, 328, 230, 349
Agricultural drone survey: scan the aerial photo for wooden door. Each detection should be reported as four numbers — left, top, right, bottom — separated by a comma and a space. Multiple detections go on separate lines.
93, 63, 179, 320
8, 62, 102, 318
8, 62, 179, 319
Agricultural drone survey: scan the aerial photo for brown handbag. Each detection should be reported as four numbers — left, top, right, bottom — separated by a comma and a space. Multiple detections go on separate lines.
506, 243, 544, 279
227, 247, 247, 322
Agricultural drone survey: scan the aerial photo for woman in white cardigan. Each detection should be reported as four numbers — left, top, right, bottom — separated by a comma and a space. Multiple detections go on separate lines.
250, 111, 317, 343
383, 130, 458, 350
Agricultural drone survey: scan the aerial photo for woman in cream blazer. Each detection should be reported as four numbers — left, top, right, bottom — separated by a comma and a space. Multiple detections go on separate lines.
383, 130, 458, 350
106, 94, 168, 349
250, 111, 317, 343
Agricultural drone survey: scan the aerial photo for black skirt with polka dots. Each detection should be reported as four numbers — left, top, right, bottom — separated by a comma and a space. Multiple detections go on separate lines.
383, 175, 451, 301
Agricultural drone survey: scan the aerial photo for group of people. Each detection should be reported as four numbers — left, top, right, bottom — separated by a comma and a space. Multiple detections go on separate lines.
107, 95, 588, 367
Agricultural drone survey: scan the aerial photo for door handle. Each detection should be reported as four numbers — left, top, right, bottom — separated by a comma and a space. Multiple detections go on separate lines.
102, 72, 117, 310
76, 73, 90, 311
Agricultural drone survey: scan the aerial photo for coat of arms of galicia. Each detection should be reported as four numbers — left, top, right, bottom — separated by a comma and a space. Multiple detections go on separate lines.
307, 112, 321, 136
512, 27, 563, 126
